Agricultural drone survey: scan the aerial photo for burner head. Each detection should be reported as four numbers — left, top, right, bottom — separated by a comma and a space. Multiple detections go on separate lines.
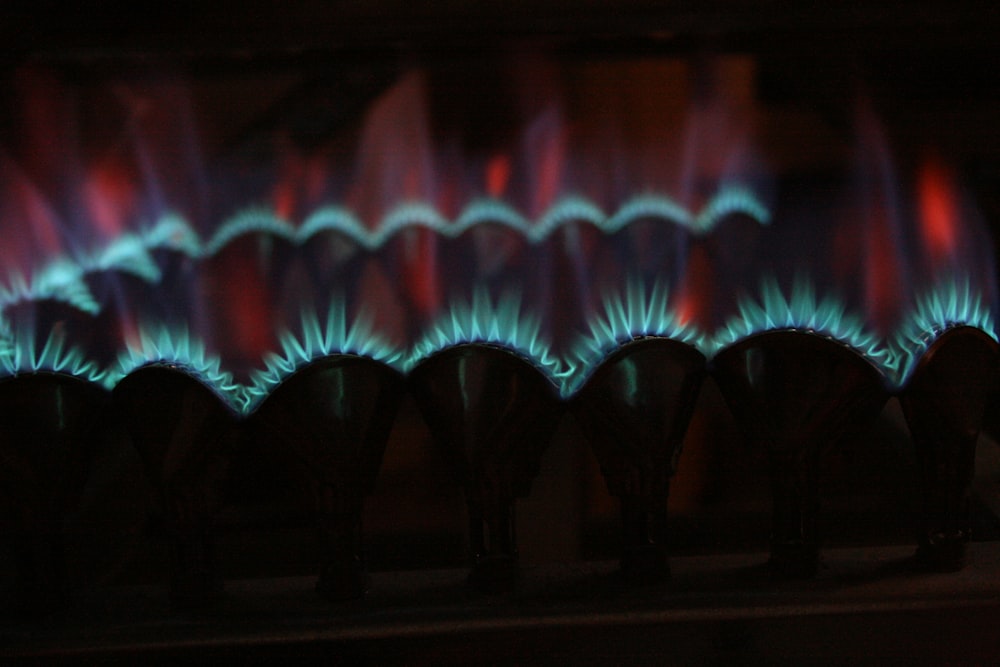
408, 342, 563, 592
0, 373, 109, 616
250, 355, 406, 601
712, 330, 890, 577
112, 365, 240, 609
572, 337, 706, 583
901, 325, 999, 443
251, 355, 406, 498
900, 325, 1000, 571
712, 331, 890, 448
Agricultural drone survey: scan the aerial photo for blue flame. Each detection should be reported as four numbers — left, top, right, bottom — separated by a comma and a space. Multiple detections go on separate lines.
142, 213, 203, 257
0, 327, 102, 383
298, 206, 376, 249
453, 199, 532, 237
378, 202, 450, 242
123, 186, 771, 261
565, 280, 707, 396
891, 277, 997, 385
84, 235, 162, 283
0, 187, 771, 332
692, 184, 772, 233
300, 187, 767, 245
604, 194, 691, 234
711, 277, 895, 373
533, 196, 606, 239
247, 301, 403, 409
0, 233, 165, 327
405, 288, 567, 387
106, 324, 247, 411
203, 208, 296, 256
1, 260, 101, 315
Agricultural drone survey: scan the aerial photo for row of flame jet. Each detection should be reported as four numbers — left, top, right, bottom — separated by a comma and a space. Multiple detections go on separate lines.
0, 188, 766, 320
0, 187, 994, 409
0, 270, 992, 413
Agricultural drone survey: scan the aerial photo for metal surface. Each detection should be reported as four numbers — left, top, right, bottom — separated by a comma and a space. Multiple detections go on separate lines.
249, 355, 406, 600
572, 337, 705, 581
7, 543, 1000, 663
901, 326, 1000, 570
5, 2, 1000, 61
0, 373, 108, 617
711, 331, 890, 577
113, 366, 239, 608
409, 344, 563, 591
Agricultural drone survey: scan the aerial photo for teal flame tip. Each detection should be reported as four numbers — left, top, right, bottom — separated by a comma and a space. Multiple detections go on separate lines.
890, 276, 997, 386
107, 324, 247, 411
565, 279, 707, 397
246, 300, 403, 410
0, 327, 103, 383
711, 276, 895, 375
406, 288, 567, 388
0, 187, 771, 327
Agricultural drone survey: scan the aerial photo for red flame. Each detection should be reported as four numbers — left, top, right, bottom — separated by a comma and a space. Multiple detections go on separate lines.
11, 68, 66, 197
846, 99, 910, 335
120, 310, 141, 352
674, 243, 712, 329
349, 71, 436, 225
917, 154, 961, 266
524, 106, 567, 217
272, 156, 300, 220
0, 156, 65, 274
209, 251, 275, 364
84, 160, 136, 238
486, 154, 511, 199
863, 204, 905, 334
400, 228, 442, 320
